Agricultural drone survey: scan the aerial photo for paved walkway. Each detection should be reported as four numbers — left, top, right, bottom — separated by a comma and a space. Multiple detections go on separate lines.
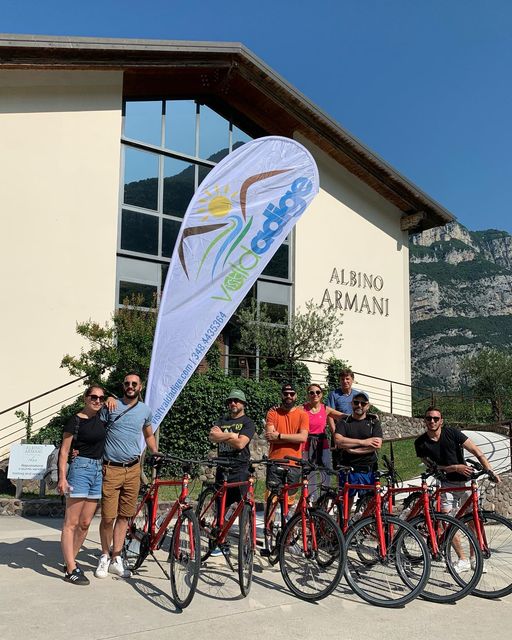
0, 515, 510, 640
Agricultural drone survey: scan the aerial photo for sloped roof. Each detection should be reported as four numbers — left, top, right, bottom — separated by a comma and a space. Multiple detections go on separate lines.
0, 33, 454, 232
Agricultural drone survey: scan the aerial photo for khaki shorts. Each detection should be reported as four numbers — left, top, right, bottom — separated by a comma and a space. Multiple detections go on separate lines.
101, 463, 141, 519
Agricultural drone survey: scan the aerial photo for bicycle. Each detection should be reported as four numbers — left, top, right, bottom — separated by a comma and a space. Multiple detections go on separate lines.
376, 455, 484, 604
430, 458, 512, 599
315, 465, 431, 607
261, 456, 345, 601
122, 454, 201, 609
195, 457, 257, 597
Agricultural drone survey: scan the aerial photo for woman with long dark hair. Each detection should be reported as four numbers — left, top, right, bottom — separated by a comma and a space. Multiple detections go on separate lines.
57, 385, 107, 585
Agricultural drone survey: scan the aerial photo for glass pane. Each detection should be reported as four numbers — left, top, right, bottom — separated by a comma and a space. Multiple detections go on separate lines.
121, 209, 159, 255
197, 164, 214, 188
199, 105, 230, 162
161, 263, 169, 289
124, 101, 162, 146
123, 147, 159, 211
257, 280, 290, 306
232, 125, 252, 151
163, 157, 195, 218
162, 218, 181, 258
119, 281, 157, 307
262, 244, 289, 279
198, 164, 213, 188
263, 302, 288, 324
165, 100, 197, 156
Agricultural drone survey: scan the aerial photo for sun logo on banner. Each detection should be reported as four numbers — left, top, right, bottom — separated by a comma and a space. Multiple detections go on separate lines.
198, 185, 238, 221
178, 169, 292, 280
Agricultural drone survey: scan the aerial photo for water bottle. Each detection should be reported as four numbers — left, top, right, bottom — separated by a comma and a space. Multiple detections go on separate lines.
225, 502, 237, 522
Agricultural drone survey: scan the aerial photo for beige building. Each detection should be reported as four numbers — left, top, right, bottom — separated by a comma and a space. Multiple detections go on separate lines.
0, 35, 453, 457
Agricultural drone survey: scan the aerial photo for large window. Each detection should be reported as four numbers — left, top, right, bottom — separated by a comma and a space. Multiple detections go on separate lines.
117, 99, 292, 323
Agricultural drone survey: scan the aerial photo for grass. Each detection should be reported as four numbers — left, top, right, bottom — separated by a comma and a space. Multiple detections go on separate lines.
381, 438, 422, 481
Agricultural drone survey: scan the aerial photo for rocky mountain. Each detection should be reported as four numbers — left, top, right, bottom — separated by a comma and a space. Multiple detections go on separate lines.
409, 222, 512, 390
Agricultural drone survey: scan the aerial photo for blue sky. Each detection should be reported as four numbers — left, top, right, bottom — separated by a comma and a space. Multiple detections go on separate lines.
4, 0, 512, 233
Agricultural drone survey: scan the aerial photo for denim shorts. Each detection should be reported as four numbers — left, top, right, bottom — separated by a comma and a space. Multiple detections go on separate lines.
67, 456, 103, 499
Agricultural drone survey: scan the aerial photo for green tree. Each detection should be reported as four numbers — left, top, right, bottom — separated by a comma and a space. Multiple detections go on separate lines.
60, 293, 157, 395
461, 348, 512, 421
236, 299, 343, 367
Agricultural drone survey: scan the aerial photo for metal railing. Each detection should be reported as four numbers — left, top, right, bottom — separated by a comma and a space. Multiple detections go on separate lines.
0, 375, 87, 456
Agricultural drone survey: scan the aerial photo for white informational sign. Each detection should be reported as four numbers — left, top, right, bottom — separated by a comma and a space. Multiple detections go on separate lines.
146, 136, 319, 439
7, 444, 55, 480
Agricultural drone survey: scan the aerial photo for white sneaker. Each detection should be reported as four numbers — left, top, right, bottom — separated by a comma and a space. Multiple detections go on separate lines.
453, 559, 471, 573
95, 554, 111, 579
109, 556, 131, 578
471, 559, 487, 573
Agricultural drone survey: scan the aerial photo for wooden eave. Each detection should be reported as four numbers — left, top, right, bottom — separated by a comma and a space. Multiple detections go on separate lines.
0, 34, 454, 233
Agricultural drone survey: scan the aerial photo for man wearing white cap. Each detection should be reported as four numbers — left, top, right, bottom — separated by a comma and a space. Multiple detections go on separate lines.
334, 391, 382, 512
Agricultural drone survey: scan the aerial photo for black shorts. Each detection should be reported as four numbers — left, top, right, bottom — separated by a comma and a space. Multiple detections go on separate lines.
215, 468, 250, 508
265, 464, 302, 493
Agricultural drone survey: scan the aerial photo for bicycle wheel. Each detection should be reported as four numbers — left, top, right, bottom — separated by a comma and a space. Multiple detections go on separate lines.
279, 508, 345, 601
196, 486, 217, 561
408, 513, 482, 603
169, 509, 201, 609
238, 504, 255, 597
462, 511, 512, 599
315, 490, 341, 527
344, 514, 430, 607
123, 498, 151, 571
263, 492, 282, 565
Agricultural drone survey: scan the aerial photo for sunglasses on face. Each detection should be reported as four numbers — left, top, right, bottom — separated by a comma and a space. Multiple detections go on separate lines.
123, 381, 138, 388
308, 390, 322, 396
227, 399, 242, 404
88, 394, 105, 402
352, 400, 368, 406
425, 416, 441, 423
282, 391, 296, 397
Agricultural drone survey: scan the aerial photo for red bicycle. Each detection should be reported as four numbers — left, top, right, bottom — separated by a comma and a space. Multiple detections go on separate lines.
359, 455, 484, 604
429, 458, 512, 599
261, 456, 345, 602
195, 457, 257, 597
315, 465, 431, 607
123, 455, 201, 609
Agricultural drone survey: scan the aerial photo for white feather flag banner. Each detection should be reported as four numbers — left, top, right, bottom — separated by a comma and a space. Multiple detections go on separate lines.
145, 136, 319, 433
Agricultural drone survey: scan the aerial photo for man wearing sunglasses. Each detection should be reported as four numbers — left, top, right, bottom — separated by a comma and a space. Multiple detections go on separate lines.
96, 371, 161, 580
334, 391, 382, 512
415, 407, 500, 513
208, 389, 256, 548
265, 383, 309, 493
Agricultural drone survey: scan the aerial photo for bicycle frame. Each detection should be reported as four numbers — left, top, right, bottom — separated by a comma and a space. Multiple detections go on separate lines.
433, 477, 488, 552
264, 462, 325, 557
133, 471, 192, 553
199, 474, 257, 549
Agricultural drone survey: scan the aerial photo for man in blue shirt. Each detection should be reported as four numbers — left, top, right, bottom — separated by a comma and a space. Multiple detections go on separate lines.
326, 368, 362, 416
326, 368, 365, 467
95, 371, 160, 579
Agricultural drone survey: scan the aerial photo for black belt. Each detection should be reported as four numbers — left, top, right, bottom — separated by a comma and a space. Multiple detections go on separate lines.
103, 458, 139, 468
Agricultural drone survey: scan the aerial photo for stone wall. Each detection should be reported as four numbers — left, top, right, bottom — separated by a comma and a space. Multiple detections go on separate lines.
2, 411, 511, 517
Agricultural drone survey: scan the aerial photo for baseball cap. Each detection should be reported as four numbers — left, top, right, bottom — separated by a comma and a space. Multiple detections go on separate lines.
281, 383, 296, 394
226, 389, 247, 403
353, 391, 370, 403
